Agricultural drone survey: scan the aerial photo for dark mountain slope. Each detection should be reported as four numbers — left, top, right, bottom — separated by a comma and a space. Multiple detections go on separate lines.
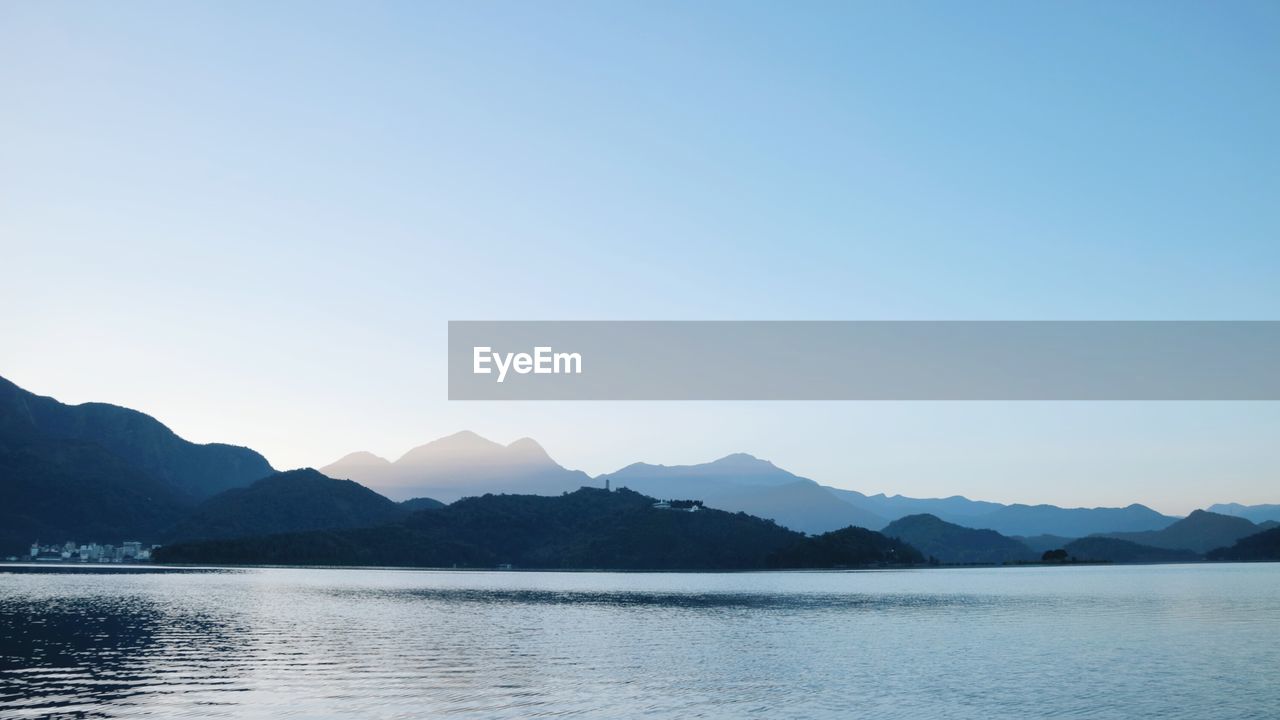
0, 375, 272, 500
1207, 527, 1280, 562
768, 526, 923, 568
882, 514, 1034, 564
154, 488, 920, 570
0, 437, 188, 554
165, 469, 407, 542
1063, 537, 1199, 563
400, 497, 446, 512
1101, 510, 1259, 554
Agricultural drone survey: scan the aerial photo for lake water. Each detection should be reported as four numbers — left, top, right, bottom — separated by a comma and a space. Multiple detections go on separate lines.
1, 563, 1277, 719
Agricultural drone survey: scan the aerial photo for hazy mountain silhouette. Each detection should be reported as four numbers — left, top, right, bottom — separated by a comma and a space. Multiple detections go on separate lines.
323, 434, 1207, 540
829, 489, 1004, 523
827, 489, 1177, 538
599, 454, 886, 534
1013, 534, 1079, 554
321, 432, 591, 502
956, 503, 1176, 538
882, 514, 1035, 564
5, 374, 1269, 556
1207, 502, 1280, 524
1207, 526, 1280, 561
1063, 537, 1200, 563
1099, 509, 1260, 554
154, 487, 922, 570
166, 468, 408, 542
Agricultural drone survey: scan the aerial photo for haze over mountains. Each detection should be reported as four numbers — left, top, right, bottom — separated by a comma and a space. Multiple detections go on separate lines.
1098, 510, 1264, 554
827, 488, 1178, 536
321, 436, 1202, 538
596, 455, 886, 535
321, 432, 591, 503
5, 374, 1280, 564
1208, 503, 1280, 525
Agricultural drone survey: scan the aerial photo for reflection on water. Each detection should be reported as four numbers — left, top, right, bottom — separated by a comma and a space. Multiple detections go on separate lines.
1, 564, 1277, 719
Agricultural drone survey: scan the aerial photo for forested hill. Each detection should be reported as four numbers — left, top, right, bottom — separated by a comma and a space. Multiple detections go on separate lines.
165, 469, 409, 542
154, 487, 923, 570
1207, 526, 1280, 562
882, 513, 1035, 564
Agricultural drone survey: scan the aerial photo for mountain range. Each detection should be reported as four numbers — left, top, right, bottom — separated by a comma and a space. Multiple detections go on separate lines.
165, 468, 408, 542
1063, 537, 1201, 563
155, 487, 923, 570
322, 437, 1186, 538
320, 432, 591, 503
4, 374, 1279, 565
881, 514, 1036, 564
1096, 509, 1265, 554
1206, 503, 1280, 524
596, 454, 886, 535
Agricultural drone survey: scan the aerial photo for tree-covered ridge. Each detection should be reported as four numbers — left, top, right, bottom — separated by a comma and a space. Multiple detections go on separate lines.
1098, 510, 1260, 554
0, 374, 278, 554
0, 437, 188, 554
768, 526, 924, 568
400, 497, 446, 512
882, 514, 1034, 565
1063, 537, 1199, 563
155, 487, 923, 570
165, 469, 409, 543
0, 375, 273, 501
1207, 526, 1280, 561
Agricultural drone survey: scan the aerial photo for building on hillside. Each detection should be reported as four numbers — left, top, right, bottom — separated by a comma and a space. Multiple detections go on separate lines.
652, 499, 704, 512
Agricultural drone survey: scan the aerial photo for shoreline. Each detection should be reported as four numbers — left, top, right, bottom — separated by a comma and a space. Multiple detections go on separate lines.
2, 559, 1250, 574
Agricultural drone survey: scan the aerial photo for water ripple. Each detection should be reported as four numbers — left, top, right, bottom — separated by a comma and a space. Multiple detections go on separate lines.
1, 564, 1277, 719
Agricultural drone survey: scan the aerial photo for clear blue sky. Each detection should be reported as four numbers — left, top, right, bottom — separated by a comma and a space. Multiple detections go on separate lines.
2, 2, 1278, 513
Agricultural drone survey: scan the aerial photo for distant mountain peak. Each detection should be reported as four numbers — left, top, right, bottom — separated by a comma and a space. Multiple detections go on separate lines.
319, 431, 587, 503
708, 452, 778, 469
252, 467, 330, 485
396, 431, 505, 465
435, 430, 505, 450
328, 451, 391, 467
898, 512, 944, 524
1207, 502, 1280, 524
443, 429, 489, 442
506, 437, 551, 459
1097, 508, 1258, 554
